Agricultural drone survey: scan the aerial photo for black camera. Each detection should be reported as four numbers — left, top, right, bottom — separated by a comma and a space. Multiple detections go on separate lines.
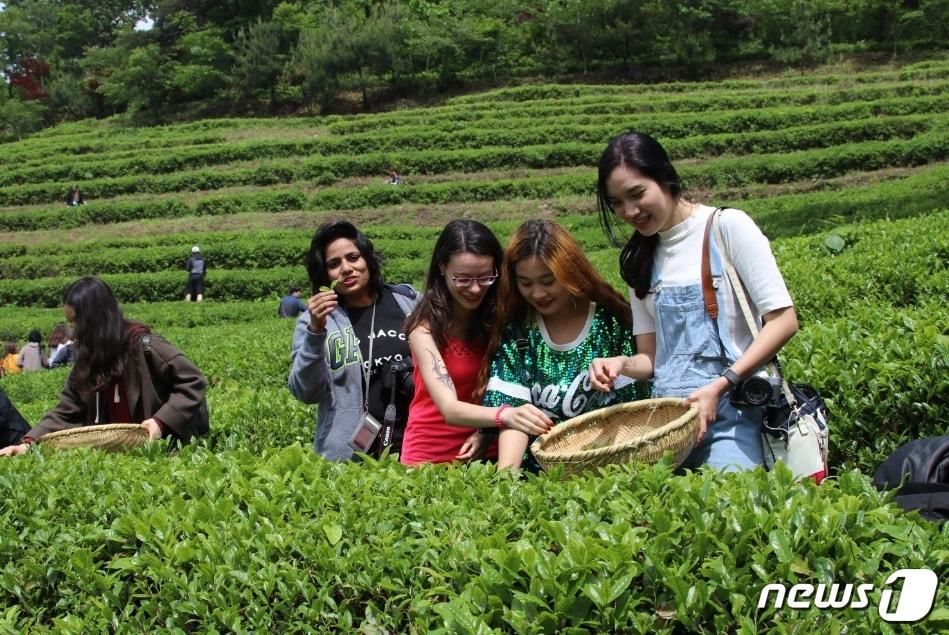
730, 372, 783, 408
384, 359, 414, 397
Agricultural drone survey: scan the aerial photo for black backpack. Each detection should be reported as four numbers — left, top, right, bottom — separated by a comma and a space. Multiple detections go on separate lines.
873, 436, 949, 522
0, 388, 30, 447
142, 334, 209, 444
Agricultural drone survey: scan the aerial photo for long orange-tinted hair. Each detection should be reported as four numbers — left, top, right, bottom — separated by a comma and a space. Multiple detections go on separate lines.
474, 219, 631, 399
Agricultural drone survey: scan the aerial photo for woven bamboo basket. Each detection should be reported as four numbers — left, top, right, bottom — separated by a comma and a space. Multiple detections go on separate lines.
38, 424, 149, 452
530, 398, 699, 475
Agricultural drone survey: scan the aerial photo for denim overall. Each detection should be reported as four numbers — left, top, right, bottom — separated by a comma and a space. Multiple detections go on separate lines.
650, 231, 764, 471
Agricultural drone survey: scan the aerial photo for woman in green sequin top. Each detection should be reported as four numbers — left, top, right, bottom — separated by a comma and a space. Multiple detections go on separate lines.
476, 219, 651, 471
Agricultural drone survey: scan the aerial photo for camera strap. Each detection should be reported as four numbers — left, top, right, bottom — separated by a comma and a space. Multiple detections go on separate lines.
706, 208, 797, 407
361, 300, 378, 413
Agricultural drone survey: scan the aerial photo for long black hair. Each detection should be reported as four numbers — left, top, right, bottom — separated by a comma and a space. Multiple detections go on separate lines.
596, 132, 683, 299
404, 219, 503, 350
64, 276, 146, 395
304, 220, 384, 301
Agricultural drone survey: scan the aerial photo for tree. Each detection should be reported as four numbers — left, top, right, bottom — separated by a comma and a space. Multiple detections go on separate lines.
167, 28, 233, 103
746, 0, 833, 66
0, 95, 47, 140
95, 43, 172, 120
235, 19, 289, 108
290, 26, 337, 113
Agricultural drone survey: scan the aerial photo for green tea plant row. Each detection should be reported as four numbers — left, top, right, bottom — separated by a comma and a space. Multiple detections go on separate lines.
6, 89, 944, 183
324, 78, 949, 131
323, 94, 947, 142
326, 80, 949, 134
2, 64, 942, 165
2, 174, 947, 282
0, 124, 255, 167
2, 127, 946, 208
0, 190, 308, 232
0, 446, 944, 633
447, 62, 949, 103
0, 267, 308, 308
296, 134, 949, 212
776, 212, 949, 319
2, 160, 943, 262
8, 90, 945, 183
782, 300, 948, 470
3, 109, 942, 188
0, 154, 945, 246
0, 118, 322, 168
0, 133, 227, 170
0, 207, 942, 320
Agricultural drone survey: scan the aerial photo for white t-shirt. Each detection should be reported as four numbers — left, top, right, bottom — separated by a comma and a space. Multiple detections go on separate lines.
630, 204, 793, 355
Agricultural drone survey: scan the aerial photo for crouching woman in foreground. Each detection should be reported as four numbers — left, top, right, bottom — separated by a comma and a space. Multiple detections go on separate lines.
0, 276, 208, 456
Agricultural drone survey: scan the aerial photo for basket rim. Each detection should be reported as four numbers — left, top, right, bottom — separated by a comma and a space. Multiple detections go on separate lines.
38, 423, 146, 442
531, 398, 698, 462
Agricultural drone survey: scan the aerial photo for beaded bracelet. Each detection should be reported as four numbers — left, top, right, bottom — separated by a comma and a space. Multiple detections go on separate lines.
494, 404, 511, 428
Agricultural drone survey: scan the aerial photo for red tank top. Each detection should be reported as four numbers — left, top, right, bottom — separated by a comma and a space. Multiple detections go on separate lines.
400, 336, 487, 465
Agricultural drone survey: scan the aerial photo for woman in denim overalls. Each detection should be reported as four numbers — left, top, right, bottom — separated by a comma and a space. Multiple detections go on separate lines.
588, 132, 799, 471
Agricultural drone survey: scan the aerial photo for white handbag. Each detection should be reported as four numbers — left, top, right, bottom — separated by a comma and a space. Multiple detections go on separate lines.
759, 381, 829, 483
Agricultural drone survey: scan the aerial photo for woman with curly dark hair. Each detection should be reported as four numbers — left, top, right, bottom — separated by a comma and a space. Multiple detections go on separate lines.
289, 220, 419, 461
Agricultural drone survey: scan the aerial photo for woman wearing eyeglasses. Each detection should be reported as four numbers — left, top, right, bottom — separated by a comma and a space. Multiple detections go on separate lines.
400, 219, 554, 465
476, 219, 650, 470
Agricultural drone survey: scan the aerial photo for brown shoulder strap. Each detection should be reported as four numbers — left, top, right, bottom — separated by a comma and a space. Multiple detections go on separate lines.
701, 208, 720, 319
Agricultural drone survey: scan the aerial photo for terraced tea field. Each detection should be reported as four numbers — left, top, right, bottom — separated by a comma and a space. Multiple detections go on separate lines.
0, 59, 946, 632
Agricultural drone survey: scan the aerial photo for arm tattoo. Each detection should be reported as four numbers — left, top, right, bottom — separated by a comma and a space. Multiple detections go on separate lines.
426, 349, 454, 391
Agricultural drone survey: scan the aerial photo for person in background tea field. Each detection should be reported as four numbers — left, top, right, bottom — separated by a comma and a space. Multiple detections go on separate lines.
278, 286, 308, 318
477, 219, 649, 471
401, 219, 552, 465
48, 323, 75, 368
289, 221, 419, 461
1, 341, 21, 377
18, 330, 47, 372
184, 245, 206, 302
65, 186, 84, 207
590, 132, 798, 471
0, 276, 207, 456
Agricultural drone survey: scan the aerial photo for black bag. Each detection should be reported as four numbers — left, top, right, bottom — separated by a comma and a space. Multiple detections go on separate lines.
0, 388, 31, 447
142, 334, 209, 444
873, 436, 949, 522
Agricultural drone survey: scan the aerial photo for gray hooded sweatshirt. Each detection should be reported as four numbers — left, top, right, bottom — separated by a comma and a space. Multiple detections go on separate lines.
288, 284, 418, 460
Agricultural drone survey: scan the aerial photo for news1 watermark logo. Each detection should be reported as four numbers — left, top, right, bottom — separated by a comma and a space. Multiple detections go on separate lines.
758, 569, 939, 622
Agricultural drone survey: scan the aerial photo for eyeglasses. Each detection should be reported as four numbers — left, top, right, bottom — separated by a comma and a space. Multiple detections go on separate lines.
446, 271, 498, 288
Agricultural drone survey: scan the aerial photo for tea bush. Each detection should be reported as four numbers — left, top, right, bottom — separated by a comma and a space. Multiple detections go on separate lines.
0, 450, 945, 632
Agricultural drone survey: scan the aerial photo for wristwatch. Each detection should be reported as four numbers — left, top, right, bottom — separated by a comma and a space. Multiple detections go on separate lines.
720, 367, 741, 389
